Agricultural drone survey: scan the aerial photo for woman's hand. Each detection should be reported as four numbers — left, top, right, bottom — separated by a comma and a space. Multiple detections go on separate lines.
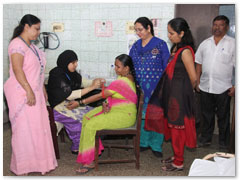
26, 89, 36, 106
43, 86, 48, 102
92, 78, 106, 89
66, 100, 79, 110
99, 78, 106, 84
195, 80, 200, 92
91, 79, 101, 89
11, 53, 37, 106
102, 101, 110, 113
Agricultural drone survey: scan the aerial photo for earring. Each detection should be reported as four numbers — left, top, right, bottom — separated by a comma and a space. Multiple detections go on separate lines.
121, 71, 131, 77
125, 72, 131, 77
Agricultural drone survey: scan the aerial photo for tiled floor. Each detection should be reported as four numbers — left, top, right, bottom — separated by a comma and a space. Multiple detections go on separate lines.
3, 122, 231, 176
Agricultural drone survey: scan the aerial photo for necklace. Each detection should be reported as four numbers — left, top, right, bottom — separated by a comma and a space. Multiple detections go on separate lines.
18, 36, 44, 75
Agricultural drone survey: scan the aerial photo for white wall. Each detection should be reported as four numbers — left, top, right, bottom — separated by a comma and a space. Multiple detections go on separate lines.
3, 3, 175, 122
3, 3, 174, 80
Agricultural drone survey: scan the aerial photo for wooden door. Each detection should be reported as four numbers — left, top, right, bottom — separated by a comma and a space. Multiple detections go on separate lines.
175, 4, 219, 49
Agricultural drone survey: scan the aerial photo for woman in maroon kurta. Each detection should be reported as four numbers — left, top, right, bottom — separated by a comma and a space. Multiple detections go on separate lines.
145, 17, 197, 171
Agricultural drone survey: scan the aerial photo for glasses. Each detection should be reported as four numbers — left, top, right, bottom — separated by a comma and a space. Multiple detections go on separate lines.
134, 28, 145, 33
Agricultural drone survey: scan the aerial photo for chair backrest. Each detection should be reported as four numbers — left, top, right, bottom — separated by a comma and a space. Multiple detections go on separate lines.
136, 90, 144, 133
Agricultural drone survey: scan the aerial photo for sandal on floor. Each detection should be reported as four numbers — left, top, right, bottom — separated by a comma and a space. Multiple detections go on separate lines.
162, 163, 183, 171
161, 157, 174, 163
76, 166, 94, 175
71, 150, 79, 155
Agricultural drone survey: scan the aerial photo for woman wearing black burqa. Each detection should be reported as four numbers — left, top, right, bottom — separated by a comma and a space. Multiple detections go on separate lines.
47, 50, 105, 154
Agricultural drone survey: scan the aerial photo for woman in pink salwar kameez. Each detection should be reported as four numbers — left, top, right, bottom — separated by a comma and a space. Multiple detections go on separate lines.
4, 14, 57, 176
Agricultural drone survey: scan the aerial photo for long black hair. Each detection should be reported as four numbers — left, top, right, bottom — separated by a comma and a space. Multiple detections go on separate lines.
168, 17, 195, 53
134, 17, 154, 36
115, 54, 141, 99
11, 14, 41, 40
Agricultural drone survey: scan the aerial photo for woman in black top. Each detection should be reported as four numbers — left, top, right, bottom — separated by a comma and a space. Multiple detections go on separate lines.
47, 50, 104, 154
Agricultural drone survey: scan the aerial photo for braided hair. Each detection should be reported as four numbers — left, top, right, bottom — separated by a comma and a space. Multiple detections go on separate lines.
115, 54, 141, 100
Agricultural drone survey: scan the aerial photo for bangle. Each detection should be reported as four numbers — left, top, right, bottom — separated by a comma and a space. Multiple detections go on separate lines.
78, 100, 85, 106
101, 83, 105, 99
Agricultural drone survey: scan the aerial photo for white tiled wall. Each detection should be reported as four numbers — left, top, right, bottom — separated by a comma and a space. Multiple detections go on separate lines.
3, 3, 175, 82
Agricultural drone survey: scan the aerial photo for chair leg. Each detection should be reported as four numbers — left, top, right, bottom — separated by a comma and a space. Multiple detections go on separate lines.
51, 123, 60, 159
59, 128, 65, 143
47, 106, 60, 159
135, 135, 140, 169
95, 134, 99, 171
107, 146, 111, 158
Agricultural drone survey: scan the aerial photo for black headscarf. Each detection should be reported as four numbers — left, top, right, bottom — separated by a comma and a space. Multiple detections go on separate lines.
57, 50, 82, 85
47, 50, 82, 108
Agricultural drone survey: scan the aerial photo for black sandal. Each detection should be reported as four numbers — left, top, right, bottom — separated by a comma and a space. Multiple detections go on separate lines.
161, 157, 174, 163
162, 163, 183, 171
71, 150, 79, 155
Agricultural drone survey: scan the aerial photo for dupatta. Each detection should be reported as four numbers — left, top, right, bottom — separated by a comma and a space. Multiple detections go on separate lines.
106, 77, 137, 106
145, 46, 195, 144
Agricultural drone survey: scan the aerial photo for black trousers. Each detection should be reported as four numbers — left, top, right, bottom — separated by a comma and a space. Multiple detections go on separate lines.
199, 90, 231, 146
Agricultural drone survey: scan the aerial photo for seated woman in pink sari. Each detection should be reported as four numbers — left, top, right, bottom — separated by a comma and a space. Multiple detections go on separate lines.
75, 54, 139, 174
